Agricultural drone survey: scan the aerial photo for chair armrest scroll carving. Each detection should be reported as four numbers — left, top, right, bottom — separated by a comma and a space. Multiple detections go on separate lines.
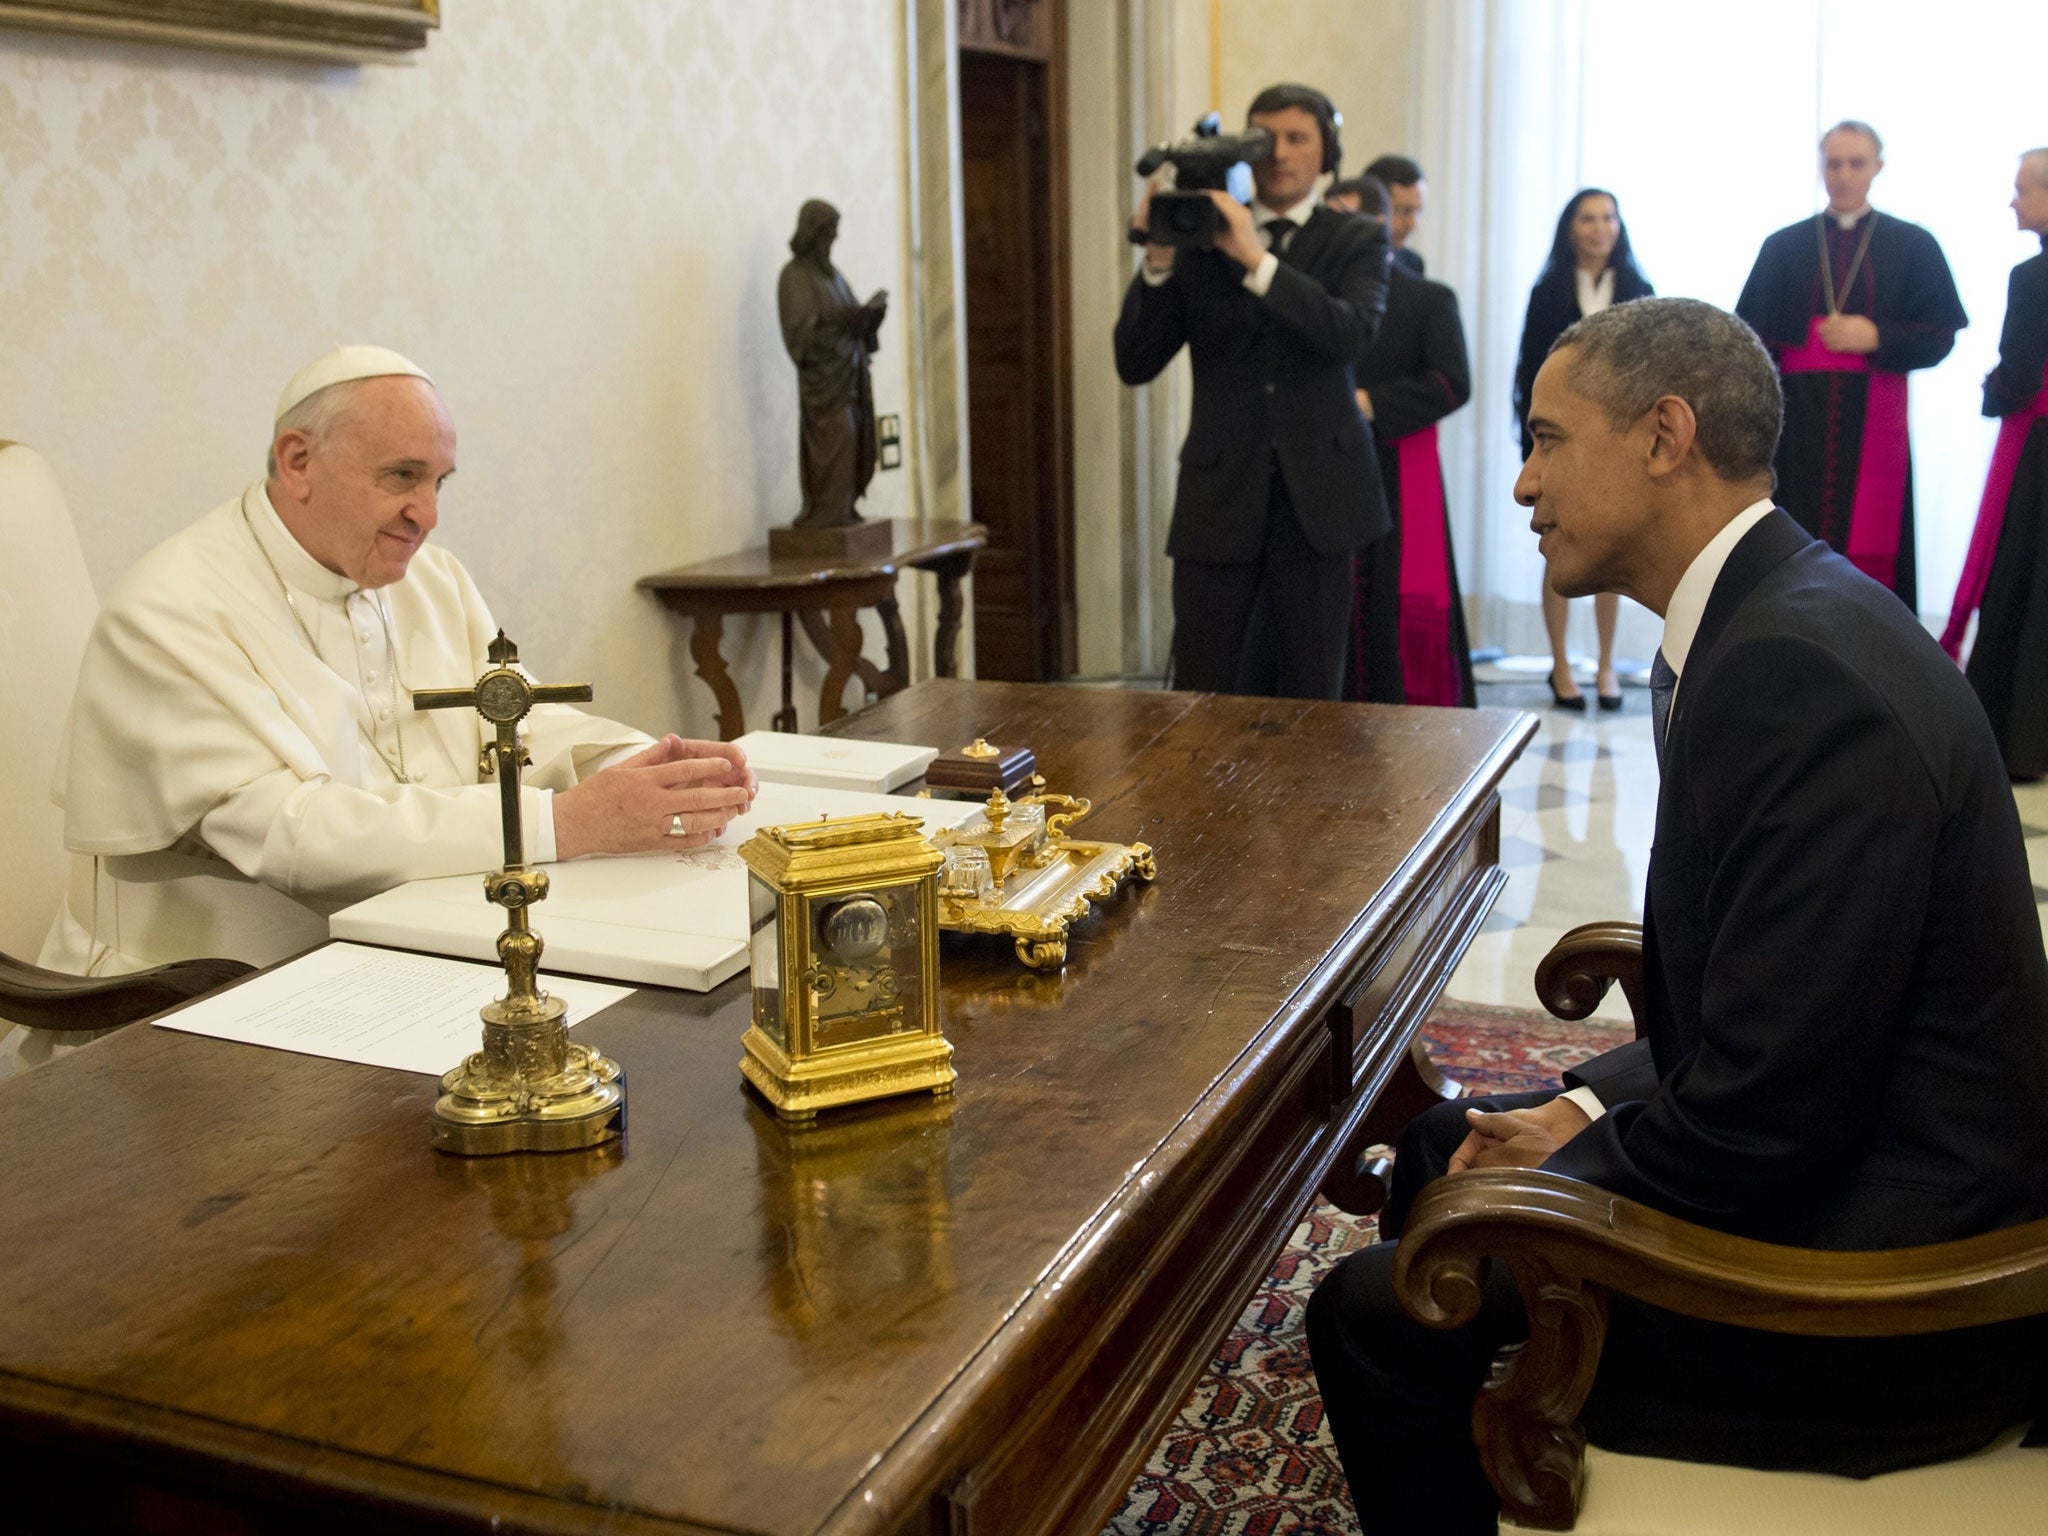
1534, 921, 1644, 1035
0, 950, 254, 1034
1393, 1169, 2048, 1530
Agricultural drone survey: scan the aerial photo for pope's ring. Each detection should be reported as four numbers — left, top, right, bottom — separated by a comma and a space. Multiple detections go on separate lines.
667, 813, 688, 838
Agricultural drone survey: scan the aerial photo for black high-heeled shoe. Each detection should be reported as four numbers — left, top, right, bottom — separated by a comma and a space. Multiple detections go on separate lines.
1548, 672, 1587, 712
1597, 690, 1623, 712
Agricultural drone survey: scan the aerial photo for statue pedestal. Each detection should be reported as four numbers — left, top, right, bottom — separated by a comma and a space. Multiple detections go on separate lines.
770, 519, 895, 561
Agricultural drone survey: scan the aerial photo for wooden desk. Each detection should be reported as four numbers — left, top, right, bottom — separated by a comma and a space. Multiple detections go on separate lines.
638, 521, 986, 738
0, 682, 1534, 1536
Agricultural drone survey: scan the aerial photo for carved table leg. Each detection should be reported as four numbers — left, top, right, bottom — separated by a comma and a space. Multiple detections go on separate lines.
799, 608, 893, 703
877, 595, 911, 692
1322, 1039, 1465, 1219
927, 550, 973, 678
771, 611, 799, 733
796, 609, 832, 671
818, 607, 865, 725
689, 612, 746, 741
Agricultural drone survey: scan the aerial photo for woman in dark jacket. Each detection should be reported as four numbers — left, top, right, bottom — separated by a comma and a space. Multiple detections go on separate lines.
1513, 189, 1653, 709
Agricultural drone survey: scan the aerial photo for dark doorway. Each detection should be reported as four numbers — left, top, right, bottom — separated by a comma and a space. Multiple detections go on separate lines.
958, 3, 1075, 681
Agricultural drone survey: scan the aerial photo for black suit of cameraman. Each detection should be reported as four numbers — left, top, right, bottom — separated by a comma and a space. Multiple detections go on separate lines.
1116, 160, 1392, 698
1116, 204, 1394, 697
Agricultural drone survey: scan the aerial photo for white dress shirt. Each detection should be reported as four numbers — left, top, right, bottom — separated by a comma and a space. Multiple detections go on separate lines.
1240, 192, 1318, 296
1655, 498, 1776, 705
1557, 497, 1776, 1125
1574, 266, 1616, 317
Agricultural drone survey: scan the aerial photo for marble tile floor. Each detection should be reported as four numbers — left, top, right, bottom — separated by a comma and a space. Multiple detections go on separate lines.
1452, 675, 2048, 1024
1448, 678, 1656, 1024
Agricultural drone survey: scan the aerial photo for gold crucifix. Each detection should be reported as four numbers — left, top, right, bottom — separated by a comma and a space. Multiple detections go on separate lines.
411, 630, 626, 1156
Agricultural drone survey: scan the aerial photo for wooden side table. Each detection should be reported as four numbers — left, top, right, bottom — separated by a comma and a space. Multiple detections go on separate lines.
638, 519, 987, 738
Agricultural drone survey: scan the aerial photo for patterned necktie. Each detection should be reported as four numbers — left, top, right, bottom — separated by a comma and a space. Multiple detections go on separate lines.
1650, 649, 1677, 769
1262, 218, 1293, 258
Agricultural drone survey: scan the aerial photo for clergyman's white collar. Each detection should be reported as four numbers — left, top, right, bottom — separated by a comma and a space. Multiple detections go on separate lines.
245, 481, 360, 604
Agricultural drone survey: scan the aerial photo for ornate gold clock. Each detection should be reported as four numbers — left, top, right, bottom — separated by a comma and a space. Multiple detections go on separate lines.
737, 812, 952, 1122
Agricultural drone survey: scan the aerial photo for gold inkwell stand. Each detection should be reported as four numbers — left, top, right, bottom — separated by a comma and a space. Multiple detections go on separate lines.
412, 632, 626, 1155
931, 779, 1157, 969
738, 811, 952, 1123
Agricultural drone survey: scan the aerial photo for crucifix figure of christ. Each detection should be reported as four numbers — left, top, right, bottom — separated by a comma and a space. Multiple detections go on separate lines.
411, 630, 626, 1155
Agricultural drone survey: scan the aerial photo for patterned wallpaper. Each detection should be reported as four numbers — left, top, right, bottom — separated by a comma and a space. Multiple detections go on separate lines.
0, 0, 910, 738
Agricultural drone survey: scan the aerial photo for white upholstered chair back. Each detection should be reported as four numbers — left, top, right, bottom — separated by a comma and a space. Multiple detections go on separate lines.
1500, 1426, 2048, 1535
0, 444, 97, 959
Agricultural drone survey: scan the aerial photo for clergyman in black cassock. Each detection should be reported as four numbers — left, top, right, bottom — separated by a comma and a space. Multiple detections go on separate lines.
1735, 208, 1965, 609
1347, 262, 1475, 706
1306, 298, 2048, 1535
1946, 194, 2048, 774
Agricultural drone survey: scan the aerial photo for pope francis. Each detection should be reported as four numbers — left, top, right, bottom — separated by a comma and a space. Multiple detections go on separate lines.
32, 345, 756, 1004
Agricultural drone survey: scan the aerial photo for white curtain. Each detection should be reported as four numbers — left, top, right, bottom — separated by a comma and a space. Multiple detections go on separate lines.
1419, 0, 2048, 652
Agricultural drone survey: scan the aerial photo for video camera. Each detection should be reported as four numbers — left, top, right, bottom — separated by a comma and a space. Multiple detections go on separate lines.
1132, 113, 1274, 249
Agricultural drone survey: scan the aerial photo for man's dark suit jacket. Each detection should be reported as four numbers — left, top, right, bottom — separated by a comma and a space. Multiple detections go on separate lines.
1114, 206, 1392, 564
1548, 509, 2048, 1252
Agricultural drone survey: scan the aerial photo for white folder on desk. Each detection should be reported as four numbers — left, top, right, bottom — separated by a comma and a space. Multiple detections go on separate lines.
731, 731, 939, 793
328, 785, 979, 991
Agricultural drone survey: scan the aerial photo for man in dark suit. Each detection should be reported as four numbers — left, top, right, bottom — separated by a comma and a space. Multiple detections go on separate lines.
1115, 83, 1391, 699
1306, 297, 2048, 1534
1327, 173, 1474, 706
1362, 154, 1428, 276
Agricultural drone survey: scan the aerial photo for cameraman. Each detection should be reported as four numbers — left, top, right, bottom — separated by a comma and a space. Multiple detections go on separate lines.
1115, 83, 1392, 700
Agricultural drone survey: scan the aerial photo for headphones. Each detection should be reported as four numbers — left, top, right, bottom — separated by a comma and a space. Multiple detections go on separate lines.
1248, 83, 1344, 176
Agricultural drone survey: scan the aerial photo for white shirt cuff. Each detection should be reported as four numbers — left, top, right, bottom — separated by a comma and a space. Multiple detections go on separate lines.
1560, 1084, 1607, 1123
1139, 259, 1174, 287
533, 787, 557, 864
1242, 251, 1279, 296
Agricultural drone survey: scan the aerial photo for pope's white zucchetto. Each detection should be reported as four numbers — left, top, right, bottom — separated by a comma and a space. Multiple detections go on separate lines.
274, 345, 434, 425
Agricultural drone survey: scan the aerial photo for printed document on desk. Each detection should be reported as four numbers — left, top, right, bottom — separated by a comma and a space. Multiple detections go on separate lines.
155, 942, 635, 1076
327, 785, 980, 990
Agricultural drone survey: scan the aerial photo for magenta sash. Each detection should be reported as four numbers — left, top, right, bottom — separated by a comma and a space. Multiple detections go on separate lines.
1940, 382, 2048, 659
1394, 424, 1459, 706
1780, 318, 1911, 590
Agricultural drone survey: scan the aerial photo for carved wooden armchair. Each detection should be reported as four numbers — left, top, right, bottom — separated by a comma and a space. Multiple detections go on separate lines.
1393, 920, 2048, 1534
0, 442, 251, 1056
0, 952, 255, 1038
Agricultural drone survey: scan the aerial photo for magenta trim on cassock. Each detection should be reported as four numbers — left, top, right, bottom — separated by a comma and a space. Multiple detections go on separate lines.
1394, 424, 1458, 706
1941, 383, 2048, 660
1780, 317, 1911, 591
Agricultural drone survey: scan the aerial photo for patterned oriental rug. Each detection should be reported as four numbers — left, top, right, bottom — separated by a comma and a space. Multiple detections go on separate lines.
1102, 998, 1633, 1536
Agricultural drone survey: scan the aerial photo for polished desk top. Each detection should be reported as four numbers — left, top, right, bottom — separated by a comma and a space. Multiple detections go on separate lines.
0, 682, 1533, 1536
637, 520, 986, 594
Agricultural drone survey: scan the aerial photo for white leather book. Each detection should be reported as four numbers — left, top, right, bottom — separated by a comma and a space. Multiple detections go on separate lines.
730, 730, 940, 793
328, 784, 977, 991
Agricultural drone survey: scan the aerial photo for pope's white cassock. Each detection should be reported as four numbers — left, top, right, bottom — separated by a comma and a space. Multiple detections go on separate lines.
40, 481, 648, 978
